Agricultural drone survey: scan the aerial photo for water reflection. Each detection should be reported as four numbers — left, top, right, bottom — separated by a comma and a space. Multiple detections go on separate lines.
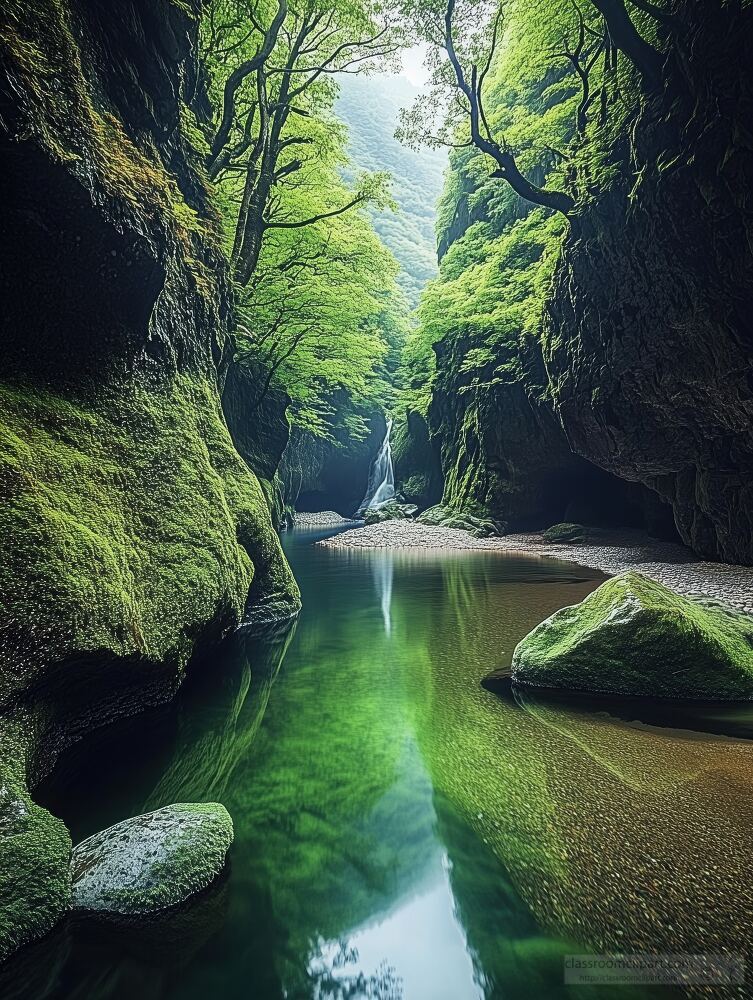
371, 551, 394, 636
26, 532, 753, 999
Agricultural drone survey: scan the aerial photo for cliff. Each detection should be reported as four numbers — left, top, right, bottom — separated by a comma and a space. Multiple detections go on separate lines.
0, 0, 299, 960
545, 5, 753, 562
420, 2, 752, 558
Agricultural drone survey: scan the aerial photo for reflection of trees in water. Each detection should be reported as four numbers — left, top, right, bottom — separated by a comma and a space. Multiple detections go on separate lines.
394, 555, 611, 994
308, 939, 402, 1000
223, 586, 436, 997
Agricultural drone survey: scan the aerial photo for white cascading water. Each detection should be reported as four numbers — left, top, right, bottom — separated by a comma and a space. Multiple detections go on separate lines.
357, 416, 395, 515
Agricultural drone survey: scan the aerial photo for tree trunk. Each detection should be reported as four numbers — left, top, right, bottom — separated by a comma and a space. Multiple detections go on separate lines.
589, 0, 663, 90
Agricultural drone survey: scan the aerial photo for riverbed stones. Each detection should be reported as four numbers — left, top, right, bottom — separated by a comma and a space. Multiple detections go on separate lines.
71, 803, 233, 917
512, 572, 753, 700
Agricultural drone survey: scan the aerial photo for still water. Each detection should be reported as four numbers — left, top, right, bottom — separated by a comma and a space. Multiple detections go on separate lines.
14, 528, 753, 999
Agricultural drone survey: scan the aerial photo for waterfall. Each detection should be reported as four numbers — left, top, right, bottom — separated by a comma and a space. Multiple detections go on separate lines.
357, 417, 395, 515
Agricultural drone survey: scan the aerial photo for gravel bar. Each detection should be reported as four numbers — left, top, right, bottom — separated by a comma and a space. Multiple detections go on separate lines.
319, 520, 753, 614
293, 511, 360, 527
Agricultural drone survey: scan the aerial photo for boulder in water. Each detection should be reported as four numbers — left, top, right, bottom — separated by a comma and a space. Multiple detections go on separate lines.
71, 803, 233, 918
512, 572, 753, 700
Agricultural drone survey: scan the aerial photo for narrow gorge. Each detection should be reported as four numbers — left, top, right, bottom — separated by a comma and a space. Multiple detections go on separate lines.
1, 0, 753, 997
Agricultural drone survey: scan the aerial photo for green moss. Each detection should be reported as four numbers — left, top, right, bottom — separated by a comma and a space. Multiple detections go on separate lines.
0, 0, 220, 295
71, 802, 233, 916
542, 522, 589, 543
417, 504, 505, 538
512, 572, 753, 700
0, 375, 299, 695
363, 502, 418, 524
0, 720, 72, 962
400, 474, 429, 502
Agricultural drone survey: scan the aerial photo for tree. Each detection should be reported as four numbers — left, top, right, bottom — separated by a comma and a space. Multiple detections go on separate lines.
202, 0, 401, 285
397, 0, 669, 219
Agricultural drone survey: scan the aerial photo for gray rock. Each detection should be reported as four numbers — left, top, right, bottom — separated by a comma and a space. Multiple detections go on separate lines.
71, 803, 233, 918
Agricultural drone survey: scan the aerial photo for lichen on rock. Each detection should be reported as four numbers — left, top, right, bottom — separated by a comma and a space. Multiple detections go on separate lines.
71, 803, 233, 917
512, 572, 753, 701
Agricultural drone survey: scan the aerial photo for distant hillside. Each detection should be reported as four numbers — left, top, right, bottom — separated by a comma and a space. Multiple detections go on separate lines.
336, 74, 446, 309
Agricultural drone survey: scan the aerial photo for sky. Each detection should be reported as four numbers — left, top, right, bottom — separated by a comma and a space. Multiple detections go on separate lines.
400, 43, 431, 88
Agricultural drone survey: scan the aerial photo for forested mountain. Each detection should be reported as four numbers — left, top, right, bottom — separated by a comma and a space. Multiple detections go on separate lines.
336, 74, 446, 309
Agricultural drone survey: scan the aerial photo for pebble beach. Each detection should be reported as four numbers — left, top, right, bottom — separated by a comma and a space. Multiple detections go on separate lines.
318, 519, 753, 614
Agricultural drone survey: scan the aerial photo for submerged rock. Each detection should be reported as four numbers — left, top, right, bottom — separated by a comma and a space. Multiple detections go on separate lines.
71, 803, 233, 918
512, 572, 753, 701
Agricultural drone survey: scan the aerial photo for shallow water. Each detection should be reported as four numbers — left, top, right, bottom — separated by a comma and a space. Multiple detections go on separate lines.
18, 528, 753, 999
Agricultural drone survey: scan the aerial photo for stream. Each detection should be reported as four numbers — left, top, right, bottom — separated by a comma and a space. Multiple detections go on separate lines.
15, 527, 753, 999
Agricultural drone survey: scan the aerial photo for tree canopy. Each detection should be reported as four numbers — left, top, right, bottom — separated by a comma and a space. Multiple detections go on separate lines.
201, 0, 412, 442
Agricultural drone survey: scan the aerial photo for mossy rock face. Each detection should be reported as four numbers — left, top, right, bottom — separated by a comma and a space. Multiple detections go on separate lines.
399, 474, 430, 504
542, 522, 589, 543
0, 0, 299, 964
363, 502, 418, 525
0, 721, 72, 962
512, 572, 753, 700
71, 803, 233, 917
418, 505, 507, 539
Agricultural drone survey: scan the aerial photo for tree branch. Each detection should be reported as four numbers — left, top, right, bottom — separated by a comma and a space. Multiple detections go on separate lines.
264, 193, 367, 229
588, 0, 663, 89
443, 0, 575, 217
209, 0, 288, 167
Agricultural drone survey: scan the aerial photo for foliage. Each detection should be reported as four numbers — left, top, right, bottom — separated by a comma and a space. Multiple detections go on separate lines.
229, 182, 409, 441
401, 0, 662, 416
336, 73, 447, 308
201, 0, 413, 443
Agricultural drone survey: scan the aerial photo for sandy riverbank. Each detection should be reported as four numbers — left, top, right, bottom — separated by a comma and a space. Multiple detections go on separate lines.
319, 520, 753, 614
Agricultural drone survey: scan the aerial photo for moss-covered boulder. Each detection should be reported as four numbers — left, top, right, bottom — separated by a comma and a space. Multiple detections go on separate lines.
363, 502, 418, 525
0, 723, 72, 962
512, 572, 753, 700
542, 522, 589, 543
417, 505, 506, 539
71, 803, 233, 918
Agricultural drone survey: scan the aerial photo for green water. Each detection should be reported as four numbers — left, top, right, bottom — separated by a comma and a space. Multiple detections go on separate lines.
16, 528, 753, 999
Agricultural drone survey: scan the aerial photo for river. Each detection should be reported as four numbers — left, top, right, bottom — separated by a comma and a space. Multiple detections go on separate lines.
14, 527, 753, 999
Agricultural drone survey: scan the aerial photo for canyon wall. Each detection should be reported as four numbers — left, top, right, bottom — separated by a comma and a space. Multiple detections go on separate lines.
0, 0, 299, 960
423, 1, 752, 558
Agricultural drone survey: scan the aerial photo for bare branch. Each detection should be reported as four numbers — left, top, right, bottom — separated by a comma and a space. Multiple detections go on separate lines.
264, 193, 368, 229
